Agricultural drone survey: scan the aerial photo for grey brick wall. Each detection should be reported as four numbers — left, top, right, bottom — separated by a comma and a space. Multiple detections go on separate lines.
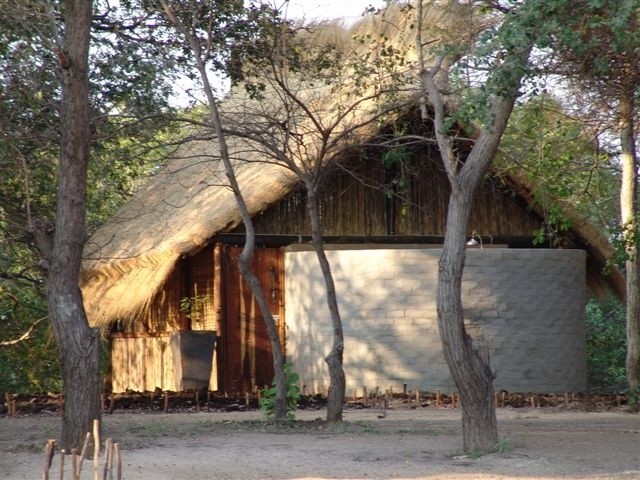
284, 247, 587, 394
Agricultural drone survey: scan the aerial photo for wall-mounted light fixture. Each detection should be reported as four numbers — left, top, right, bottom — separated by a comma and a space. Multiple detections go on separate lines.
467, 230, 493, 249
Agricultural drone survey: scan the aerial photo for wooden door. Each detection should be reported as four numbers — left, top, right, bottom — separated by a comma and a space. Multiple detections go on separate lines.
220, 246, 284, 394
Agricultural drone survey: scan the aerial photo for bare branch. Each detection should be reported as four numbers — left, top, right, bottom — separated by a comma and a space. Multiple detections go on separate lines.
0, 317, 47, 347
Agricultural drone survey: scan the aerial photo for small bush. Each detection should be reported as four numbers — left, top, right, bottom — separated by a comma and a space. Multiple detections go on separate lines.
585, 297, 627, 392
260, 363, 300, 420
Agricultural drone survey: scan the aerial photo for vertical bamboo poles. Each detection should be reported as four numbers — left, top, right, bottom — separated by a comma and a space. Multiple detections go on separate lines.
41, 420, 121, 480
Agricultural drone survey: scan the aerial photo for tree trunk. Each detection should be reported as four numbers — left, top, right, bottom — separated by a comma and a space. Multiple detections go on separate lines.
306, 186, 345, 422
46, 0, 101, 450
158, 2, 288, 421
619, 91, 640, 390
437, 191, 498, 453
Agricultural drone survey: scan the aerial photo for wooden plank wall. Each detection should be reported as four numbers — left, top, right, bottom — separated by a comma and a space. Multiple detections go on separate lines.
111, 335, 179, 393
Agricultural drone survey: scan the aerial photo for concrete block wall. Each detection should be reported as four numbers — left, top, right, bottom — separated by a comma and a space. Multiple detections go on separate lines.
284, 247, 587, 394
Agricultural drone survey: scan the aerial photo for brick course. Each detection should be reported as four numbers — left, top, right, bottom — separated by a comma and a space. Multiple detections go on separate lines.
285, 247, 587, 394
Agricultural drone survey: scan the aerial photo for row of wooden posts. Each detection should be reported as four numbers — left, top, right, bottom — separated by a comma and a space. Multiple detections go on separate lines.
3, 390, 619, 417
42, 419, 121, 480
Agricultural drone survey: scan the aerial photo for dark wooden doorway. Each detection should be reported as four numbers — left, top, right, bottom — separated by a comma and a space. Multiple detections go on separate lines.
220, 245, 284, 394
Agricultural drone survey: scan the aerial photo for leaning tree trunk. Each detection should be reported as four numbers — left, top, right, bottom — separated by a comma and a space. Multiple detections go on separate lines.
158, 2, 288, 422
44, 0, 101, 450
437, 191, 498, 453
619, 91, 640, 390
306, 186, 346, 422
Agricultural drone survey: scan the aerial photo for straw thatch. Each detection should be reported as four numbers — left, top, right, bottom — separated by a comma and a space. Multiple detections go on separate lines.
80, 1, 624, 329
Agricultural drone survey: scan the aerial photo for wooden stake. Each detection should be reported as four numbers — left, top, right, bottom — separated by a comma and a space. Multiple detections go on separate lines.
195, 390, 200, 413
403, 383, 407, 398
59, 449, 65, 480
43, 439, 56, 480
93, 419, 100, 480
103, 438, 113, 480
206, 390, 211, 412
245, 391, 250, 407
71, 448, 79, 480
436, 389, 441, 407
363, 387, 368, 406
415, 389, 420, 404
4, 393, 13, 417
163, 392, 169, 413
77, 432, 91, 478
114, 443, 121, 480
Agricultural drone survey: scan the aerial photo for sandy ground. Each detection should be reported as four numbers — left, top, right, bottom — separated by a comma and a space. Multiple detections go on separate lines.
0, 406, 638, 480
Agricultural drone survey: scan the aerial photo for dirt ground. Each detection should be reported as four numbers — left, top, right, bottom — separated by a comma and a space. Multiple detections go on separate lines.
1, 405, 638, 480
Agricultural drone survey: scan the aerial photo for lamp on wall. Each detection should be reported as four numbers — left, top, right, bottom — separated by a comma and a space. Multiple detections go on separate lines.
466, 230, 483, 249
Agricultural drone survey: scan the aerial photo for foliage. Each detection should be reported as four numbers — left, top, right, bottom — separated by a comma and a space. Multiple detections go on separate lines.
179, 295, 207, 324
585, 297, 627, 392
260, 363, 300, 420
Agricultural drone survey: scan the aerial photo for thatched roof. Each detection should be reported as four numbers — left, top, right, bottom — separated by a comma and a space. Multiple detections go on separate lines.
80, 1, 624, 328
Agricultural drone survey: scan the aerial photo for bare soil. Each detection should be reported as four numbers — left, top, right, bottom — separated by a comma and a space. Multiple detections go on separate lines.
1, 404, 638, 480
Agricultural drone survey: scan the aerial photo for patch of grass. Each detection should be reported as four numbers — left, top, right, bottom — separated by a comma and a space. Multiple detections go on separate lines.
495, 437, 511, 454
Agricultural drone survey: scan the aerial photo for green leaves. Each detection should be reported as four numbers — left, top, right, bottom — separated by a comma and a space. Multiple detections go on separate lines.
586, 297, 627, 392
259, 363, 300, 420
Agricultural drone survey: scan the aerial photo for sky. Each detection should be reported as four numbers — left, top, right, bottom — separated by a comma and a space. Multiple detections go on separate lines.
171, 0, 389, 105
283, 0, 387, 22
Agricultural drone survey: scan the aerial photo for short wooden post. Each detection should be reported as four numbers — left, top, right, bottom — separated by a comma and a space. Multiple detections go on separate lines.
195, 390, 200, 413
59, 449, 65, 480
43, 439, 56, 480
415, 389, 420, 404
403, 383, 407, 398
245, 391, 250, 408
78, 432, 91, 478
436, 389, 441, 407
114, 443, 122, 480
206, 390, 211, 412
71, 448, 79, 480
363, 387, 368, 406
93, 419, 100, 480
103, 438, 113, 480
4, 393, 12, 417
163, 392, 169, 413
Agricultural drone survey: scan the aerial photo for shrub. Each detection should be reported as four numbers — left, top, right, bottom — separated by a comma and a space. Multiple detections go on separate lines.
259, 363, 300, 420
585, 296, 627, 392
